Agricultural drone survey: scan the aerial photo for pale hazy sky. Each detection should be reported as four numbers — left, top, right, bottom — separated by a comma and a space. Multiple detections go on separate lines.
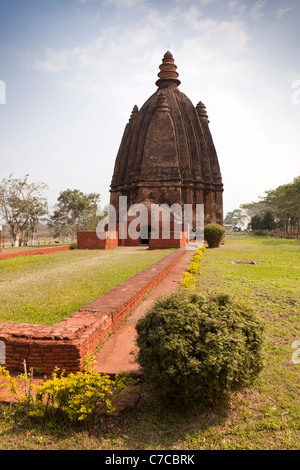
0, 0, 299, 217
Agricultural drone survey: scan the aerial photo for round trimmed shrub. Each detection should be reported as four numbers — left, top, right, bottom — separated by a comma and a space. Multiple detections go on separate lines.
204, 223, 226, 248
136, 290, 264, 408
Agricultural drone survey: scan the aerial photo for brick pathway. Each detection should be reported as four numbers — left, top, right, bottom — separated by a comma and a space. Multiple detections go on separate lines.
94, 249, 195, 376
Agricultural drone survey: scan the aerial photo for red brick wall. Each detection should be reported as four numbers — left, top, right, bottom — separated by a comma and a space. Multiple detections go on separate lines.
0, 245, 71, 260
77, 231, 118, 250
149, 231, 187, 249
0, 247, 186, 375
77, 226, 188, 249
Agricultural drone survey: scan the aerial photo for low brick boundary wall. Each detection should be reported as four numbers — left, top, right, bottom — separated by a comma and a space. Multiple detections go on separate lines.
77, 231, 118, 250
149, 231, 187, 249
0, 247, 186, 375
0, 245, 71, 260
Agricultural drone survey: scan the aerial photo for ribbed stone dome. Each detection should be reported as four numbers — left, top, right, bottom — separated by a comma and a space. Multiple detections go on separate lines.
110, 51, 223, 225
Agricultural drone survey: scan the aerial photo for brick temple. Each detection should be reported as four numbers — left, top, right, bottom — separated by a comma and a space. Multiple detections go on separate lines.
110, 51, 223, 243
78, 51, 223, 249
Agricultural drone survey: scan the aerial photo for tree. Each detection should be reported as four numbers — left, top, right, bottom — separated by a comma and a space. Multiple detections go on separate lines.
224, 209, 246, 229
48, 189, 101, 241
250, 211, 275, 231
240, 201, 269, 219
264, 177, 300, 233
243, 176, 300, 235
26, 192, 48, 246
250, 215, 262, 231
260, 211, 276, 231
0, 174, 48, 246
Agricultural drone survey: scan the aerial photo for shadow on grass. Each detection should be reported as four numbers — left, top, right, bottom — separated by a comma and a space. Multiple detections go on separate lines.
0, 385, 230, 450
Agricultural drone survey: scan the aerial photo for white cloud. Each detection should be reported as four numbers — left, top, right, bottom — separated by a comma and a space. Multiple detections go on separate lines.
31, 22, 160, 114
250, 0, 267, 20
32, 4, 251, 107
172, 0, 218, 4
33, 48, 70, 73
33, 36, 106, 74
228, 0, 247, 18
276, 7, 292, 19
198, 0, 216, 5
76, 0, 145, 6
182, 14, 249, 57
105, 0, 146, 7
145, 6, 180, 33
183, 4, 202, 30
116, 0, 143, 5
228, 0, 239, 8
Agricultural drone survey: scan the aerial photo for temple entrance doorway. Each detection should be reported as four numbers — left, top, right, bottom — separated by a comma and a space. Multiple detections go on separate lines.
140, 225, 156, 245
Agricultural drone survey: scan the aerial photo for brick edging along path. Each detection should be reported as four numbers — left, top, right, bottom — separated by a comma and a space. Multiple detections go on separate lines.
0, 245, 71, 260
0, 247, 186, 375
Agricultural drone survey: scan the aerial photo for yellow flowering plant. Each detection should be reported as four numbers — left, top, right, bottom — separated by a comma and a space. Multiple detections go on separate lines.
0, 365, 18, 400
181, 271, 197, 290
0, 355, 136, 422
0, 361, 34, 405
32, 356, 135, 422
180, 246, 205, 290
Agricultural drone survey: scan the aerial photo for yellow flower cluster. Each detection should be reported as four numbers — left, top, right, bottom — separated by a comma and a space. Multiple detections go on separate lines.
180, 245, 205, 290
34, 370, 117, 421
0, 363, 33, 402
0, 365, 18, 400
32, 360, 132, 421
0, 355, 135, 422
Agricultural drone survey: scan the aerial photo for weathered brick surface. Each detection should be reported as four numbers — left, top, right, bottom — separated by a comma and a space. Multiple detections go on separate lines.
77, 231, 118, 250
0, 245, 71, 260
110, 51, 224, 227
149, 231, 186, 249
0, 247, 186, 374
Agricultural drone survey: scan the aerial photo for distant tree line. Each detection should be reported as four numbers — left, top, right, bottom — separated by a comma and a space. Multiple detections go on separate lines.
0, 174, 105, 246
242, 176, 299, 234
2, 174, 299, 245
225, 176, 300, 235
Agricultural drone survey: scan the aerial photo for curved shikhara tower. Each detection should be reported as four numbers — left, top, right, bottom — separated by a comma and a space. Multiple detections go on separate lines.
110, 51, 223, 228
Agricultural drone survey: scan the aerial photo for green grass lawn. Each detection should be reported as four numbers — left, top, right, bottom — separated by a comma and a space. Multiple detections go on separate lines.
0, 247, 175, 325
0, 235, 299, 450
0, 243, 70, 253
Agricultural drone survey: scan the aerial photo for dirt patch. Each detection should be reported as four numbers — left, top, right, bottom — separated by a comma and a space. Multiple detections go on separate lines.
232, 261, 258, 265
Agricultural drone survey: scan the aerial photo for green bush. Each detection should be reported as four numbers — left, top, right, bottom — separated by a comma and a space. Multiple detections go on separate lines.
204, 223, 226, 248
136, 290, 264, 408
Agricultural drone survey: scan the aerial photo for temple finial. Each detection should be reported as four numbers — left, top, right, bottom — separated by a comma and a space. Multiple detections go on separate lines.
155, 51, 181, 89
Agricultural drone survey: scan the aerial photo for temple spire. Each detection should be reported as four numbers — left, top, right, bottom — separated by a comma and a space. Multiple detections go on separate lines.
129, 104, 139, 122
196, 101, 210, 123
156, 51, 181, 89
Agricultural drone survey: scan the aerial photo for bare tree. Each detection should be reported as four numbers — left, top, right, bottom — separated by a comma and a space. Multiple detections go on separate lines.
0, 174, 48, 246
